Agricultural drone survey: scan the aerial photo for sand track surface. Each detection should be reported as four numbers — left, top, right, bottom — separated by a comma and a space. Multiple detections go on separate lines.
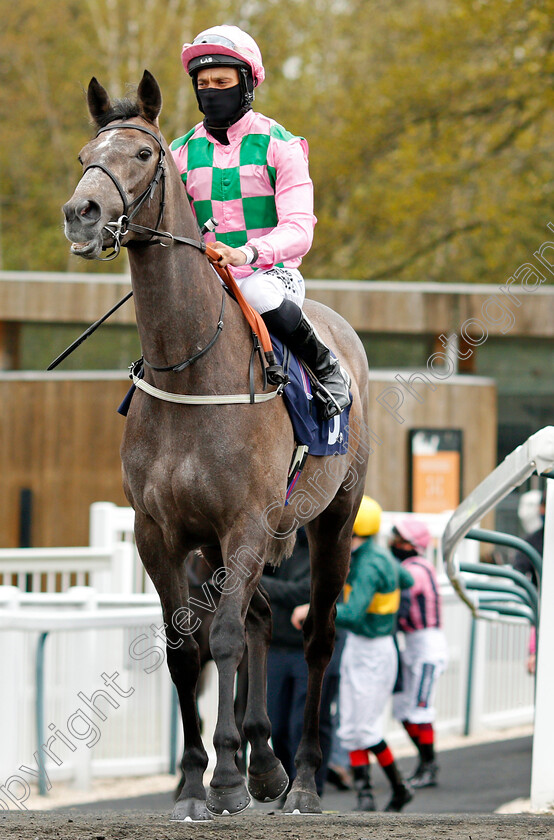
2, 811, 554, 840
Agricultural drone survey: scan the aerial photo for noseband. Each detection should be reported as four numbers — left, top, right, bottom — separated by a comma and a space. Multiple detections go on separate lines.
84, 122, 205, 260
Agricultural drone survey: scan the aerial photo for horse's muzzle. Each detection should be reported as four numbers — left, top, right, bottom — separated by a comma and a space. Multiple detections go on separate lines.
63, 198, 105, 259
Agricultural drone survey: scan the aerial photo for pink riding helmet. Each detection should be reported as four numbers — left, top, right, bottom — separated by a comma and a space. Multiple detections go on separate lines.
394, 518, 432, 553
181, 25, 265, 87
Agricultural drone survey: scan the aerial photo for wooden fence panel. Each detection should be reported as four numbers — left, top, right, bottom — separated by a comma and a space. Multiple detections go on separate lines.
0, 374, 129, 547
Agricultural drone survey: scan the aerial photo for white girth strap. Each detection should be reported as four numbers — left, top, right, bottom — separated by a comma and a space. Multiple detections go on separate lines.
131, 372, 283, 405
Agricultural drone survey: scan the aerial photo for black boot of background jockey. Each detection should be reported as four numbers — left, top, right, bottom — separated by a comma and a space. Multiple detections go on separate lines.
352, 763, 376, 812
262, 299, 351, 420
370, 739, 413, 812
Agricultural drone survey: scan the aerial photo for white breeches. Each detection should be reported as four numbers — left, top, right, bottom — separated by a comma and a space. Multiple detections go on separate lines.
392, 628, 448, 724
337, 633, 397, 751
237, 266, 305, 314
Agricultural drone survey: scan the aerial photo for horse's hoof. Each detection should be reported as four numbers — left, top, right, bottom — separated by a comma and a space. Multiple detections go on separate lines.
247, 761, 289, 802
283, 788, 322, 815
170, 797, 214, 822
206, 782, 251, 815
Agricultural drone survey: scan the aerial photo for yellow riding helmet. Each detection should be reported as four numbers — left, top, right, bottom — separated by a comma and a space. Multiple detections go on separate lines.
353, 496, 382, 537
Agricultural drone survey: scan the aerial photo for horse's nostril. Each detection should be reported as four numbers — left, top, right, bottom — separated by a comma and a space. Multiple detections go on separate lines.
75, 199, 101, 224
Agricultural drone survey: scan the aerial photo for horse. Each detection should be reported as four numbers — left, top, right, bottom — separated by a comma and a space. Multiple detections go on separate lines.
62, 70, 370, 821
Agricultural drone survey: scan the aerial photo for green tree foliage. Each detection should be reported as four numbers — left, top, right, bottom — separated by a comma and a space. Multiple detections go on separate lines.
300, 0, 554, 281
0, 0, 201, 272
1, 0, 553, 281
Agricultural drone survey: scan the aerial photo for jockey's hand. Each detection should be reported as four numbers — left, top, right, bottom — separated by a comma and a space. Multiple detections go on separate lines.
211, 242, 247, 268
291, 603, 310, 630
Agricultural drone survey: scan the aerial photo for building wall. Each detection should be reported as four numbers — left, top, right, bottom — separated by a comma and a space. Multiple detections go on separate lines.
0, 371, 496, 548
0, 374, 129, 548
365, 372, 497, 512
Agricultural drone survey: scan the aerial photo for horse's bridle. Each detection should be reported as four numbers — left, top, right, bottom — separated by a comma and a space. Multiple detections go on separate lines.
82, 120, 227, 375
85, 121, 206, 261
76, 120, 280, 388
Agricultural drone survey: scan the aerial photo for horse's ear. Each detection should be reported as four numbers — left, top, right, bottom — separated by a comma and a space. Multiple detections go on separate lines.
137, 70, 162, 124
87, 77, 112, 125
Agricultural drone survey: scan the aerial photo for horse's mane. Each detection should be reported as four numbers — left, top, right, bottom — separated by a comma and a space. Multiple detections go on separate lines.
92, 97, 142, 129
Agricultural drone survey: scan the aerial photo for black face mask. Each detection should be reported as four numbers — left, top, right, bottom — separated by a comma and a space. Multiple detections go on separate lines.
390, 545, 416, 561
197, 84, 243, 127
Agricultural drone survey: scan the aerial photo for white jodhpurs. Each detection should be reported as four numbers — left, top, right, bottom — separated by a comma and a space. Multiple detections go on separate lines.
337, 633, 398, 751
236, 266, 305, 314
392, 629, 448, 725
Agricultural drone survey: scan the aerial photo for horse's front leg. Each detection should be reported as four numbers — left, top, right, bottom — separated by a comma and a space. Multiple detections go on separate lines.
134, 518, 211, 822
206, 545, 265, 815
283, 509, 354, 814
167, 636, 212, 822
243, 586, 289, 802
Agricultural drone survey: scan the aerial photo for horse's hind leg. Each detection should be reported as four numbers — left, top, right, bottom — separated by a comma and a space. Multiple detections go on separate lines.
243, 586, 289, 802
134, 518, 211, 822
283, 504, 357, 814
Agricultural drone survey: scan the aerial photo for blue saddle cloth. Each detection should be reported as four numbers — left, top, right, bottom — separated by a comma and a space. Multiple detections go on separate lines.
271, 335, 350, 457
118, 337, 350, 458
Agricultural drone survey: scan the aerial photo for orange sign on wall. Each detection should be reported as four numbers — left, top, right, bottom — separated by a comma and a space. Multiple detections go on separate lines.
409, 430, 463, 513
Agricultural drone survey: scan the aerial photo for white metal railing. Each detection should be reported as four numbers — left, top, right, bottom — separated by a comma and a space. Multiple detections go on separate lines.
0, 543, 135, 595
0, 585, 174, 806
0, 547, 107, 592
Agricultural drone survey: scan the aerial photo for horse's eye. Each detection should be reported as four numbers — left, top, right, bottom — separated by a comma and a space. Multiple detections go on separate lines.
138, 148, 153, 161
78, 155, 83, 166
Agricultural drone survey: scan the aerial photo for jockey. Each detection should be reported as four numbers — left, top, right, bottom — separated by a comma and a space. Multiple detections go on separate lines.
171, 24, 351, 420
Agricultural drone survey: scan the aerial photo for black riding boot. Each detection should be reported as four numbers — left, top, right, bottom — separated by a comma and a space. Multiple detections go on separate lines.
262, 300, 351, 421
352, 764, 376, 812
409, 758, 439, 788
382, 761, 413, 812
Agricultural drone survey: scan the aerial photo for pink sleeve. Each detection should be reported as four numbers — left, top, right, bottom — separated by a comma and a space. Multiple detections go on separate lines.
170, 144, 186, 176
247, 136, 316, 269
